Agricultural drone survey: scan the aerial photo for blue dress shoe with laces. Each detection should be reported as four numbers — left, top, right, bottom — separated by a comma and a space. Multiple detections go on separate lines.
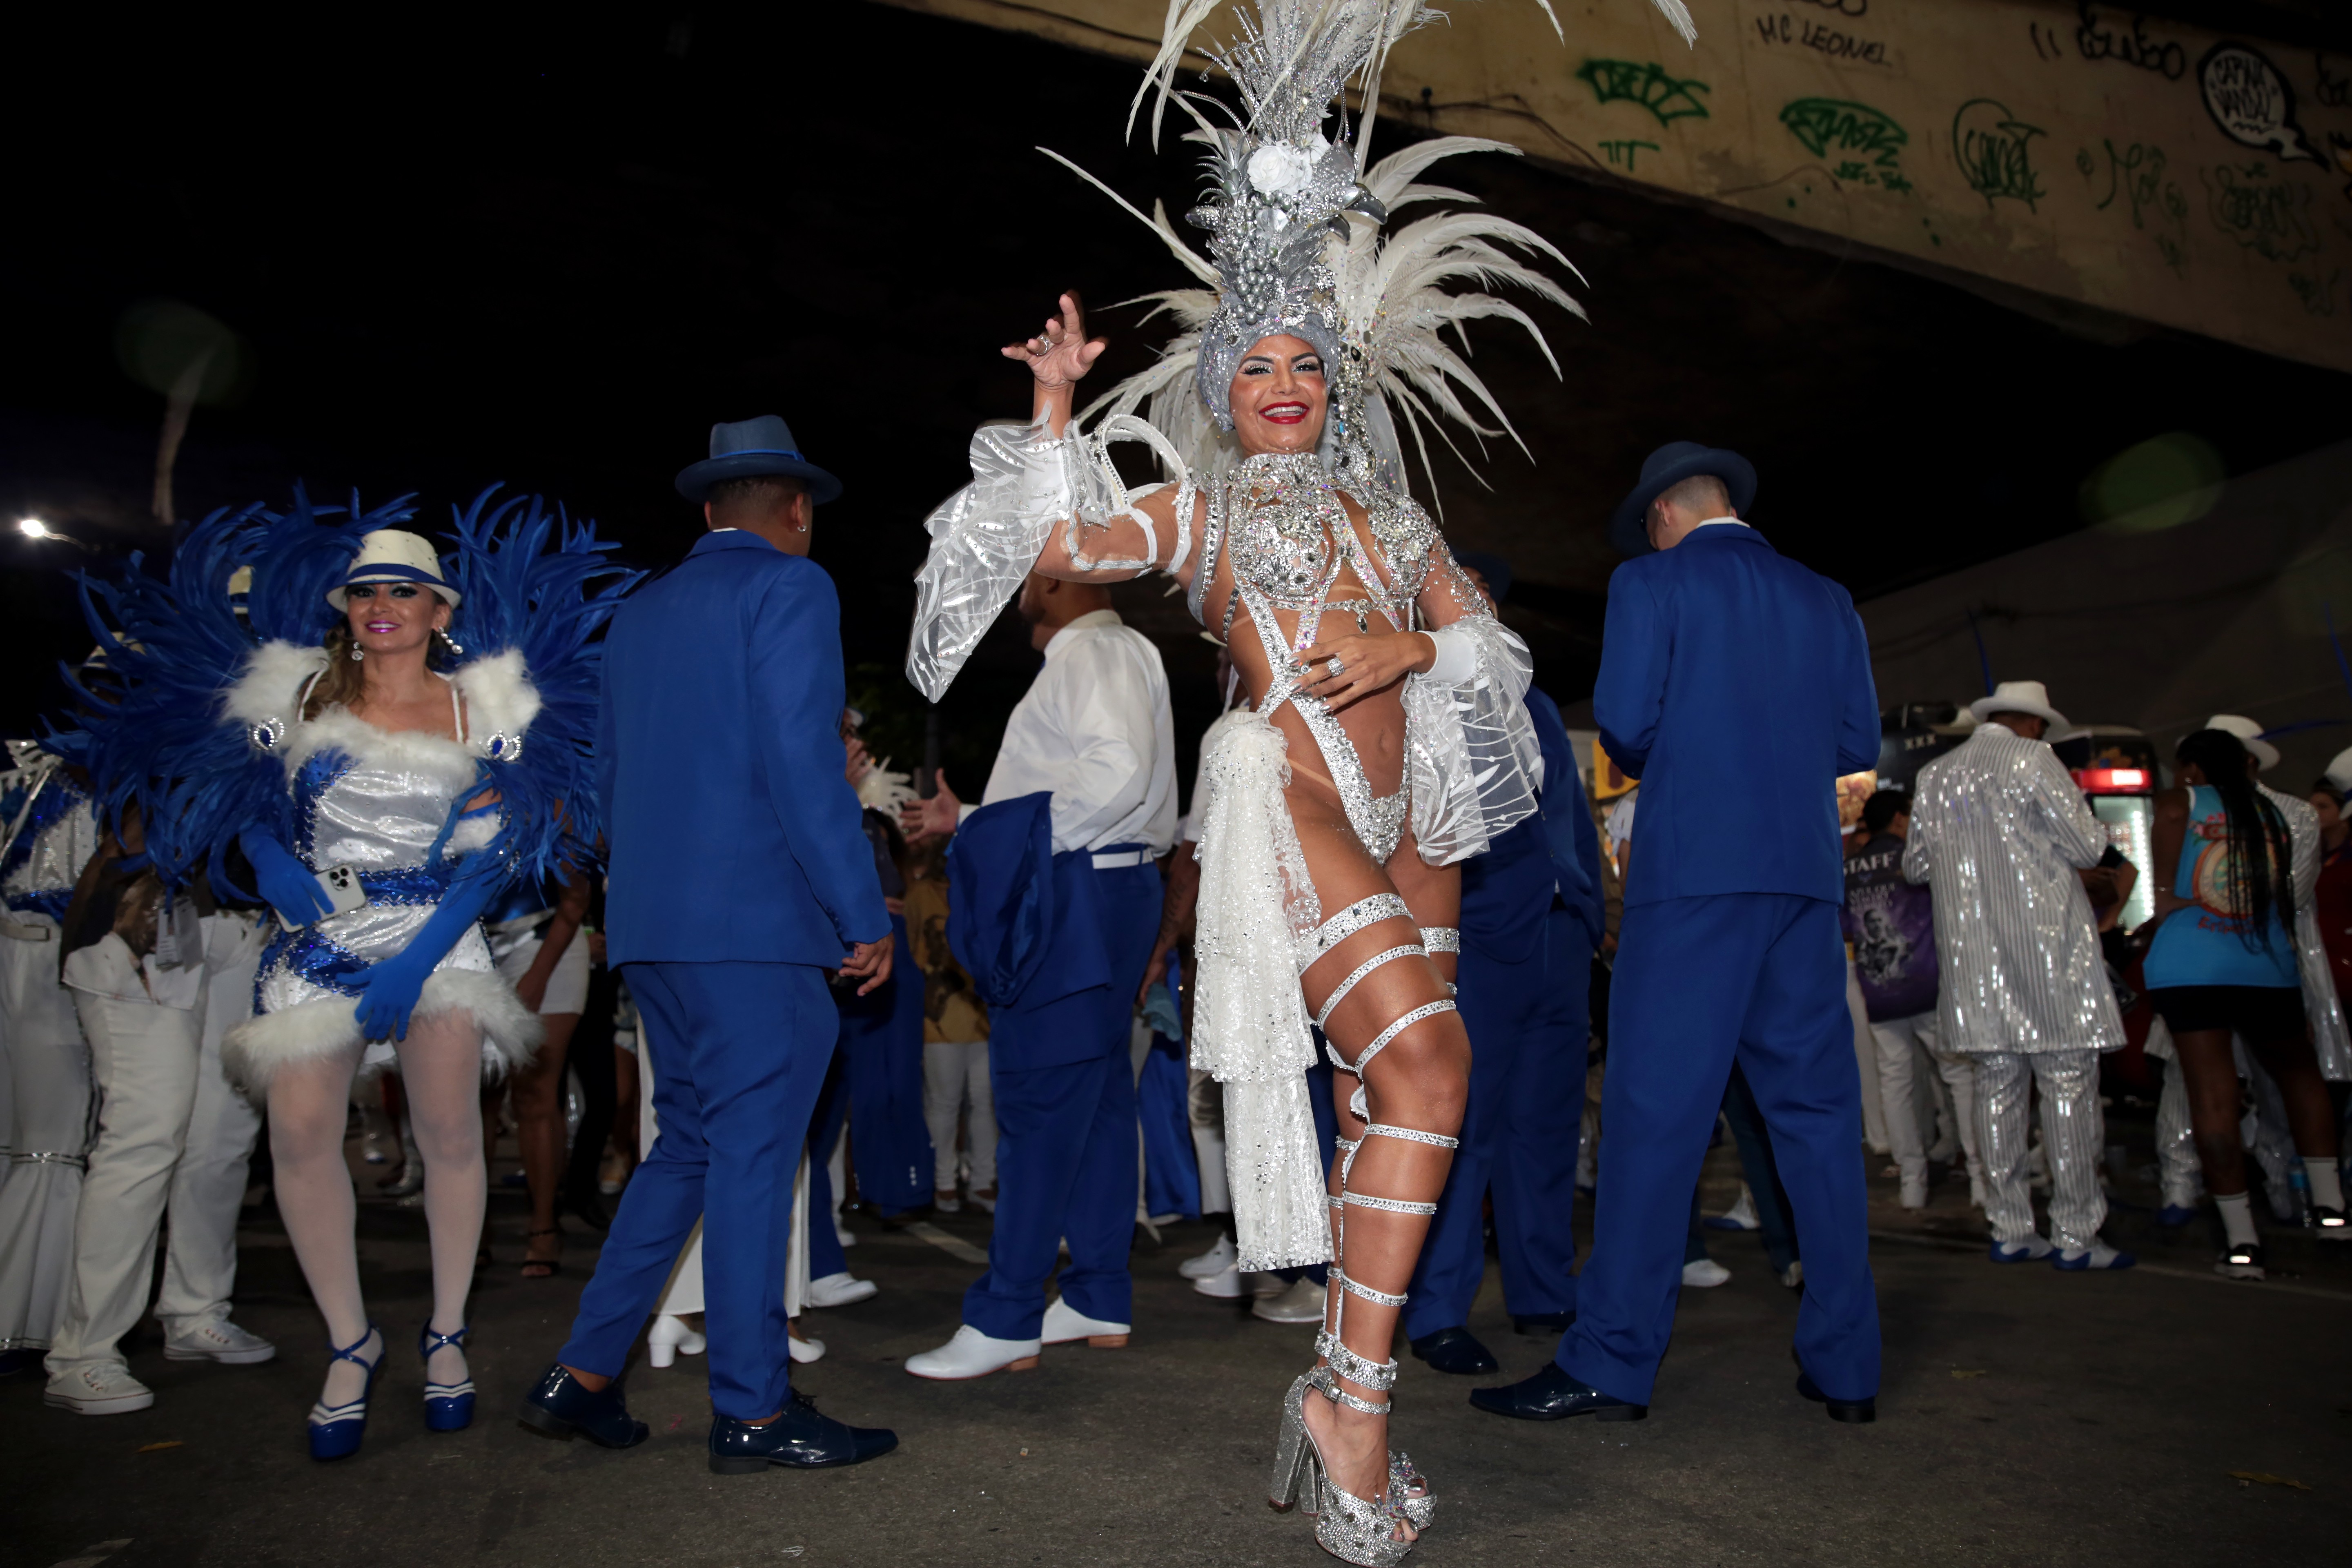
515, 1362, 650, 1448
308, 1324, 385, 1462
708, 1390, 898, 1474
1468, 1362, 1646, 1422
1408, 1326, 1499, 1376
420, 1324, 474, 1432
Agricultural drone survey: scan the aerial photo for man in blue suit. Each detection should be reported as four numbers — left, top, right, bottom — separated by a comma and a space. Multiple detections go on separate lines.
519, 416, 900, 1472
1472, 442, 1882, 1426
1405, 553, 1606, 1376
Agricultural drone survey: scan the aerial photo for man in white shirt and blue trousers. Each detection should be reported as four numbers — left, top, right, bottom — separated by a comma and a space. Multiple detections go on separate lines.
900, 572, 1176, 1379
1473, 444, 1883, 1426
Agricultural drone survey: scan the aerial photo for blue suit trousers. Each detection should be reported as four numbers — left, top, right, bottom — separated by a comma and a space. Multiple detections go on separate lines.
1405, 906, 1588, 1337
841, 913, 933, 1217
961, 862, 1158, 1340
1561, 893, 1878, 1405
560, 961, 837, 1421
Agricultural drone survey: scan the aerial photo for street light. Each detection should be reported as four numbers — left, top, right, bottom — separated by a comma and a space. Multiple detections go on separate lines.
19, 517, 50, 538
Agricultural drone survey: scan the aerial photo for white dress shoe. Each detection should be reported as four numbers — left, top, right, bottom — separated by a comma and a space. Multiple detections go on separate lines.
788, 1331, 827, 1364
1252, 1278, 1326, 1324
1680, 1258, 1731, 1289
903, 1323, 1040, 1380
1178, 1234, 1237, 1279
163, 1315, 277, 1365
646, 1313, 707, 1368
1192, 1265, 1247, 1300
45, 1362, 156, 1414
1898, 1172, 1930, 1210
806, 1271, 880, 1309
1040, 1296, 1129, 1348
935, 1195, 962, 1214
1777, 1261, 1805, 1290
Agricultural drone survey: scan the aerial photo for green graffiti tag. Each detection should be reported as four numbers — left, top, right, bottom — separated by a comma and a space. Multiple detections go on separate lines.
1576, 59, 1711, 126
1599, 139, 1662, 172
1779, 98, 1911, 192
1953, 98, 2047, 211
2203, 162, 2319, 262
2289, 268, 2343, 315
2079, 139, 2189, 274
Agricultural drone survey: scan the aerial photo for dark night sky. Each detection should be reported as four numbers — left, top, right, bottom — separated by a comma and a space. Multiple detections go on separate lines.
3, 2, 2347, 783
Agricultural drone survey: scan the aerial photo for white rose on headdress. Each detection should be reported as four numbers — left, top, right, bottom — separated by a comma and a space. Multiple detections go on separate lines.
1247, 143, 1317, 200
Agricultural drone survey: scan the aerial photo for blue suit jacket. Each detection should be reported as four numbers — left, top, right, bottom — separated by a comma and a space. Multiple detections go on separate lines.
599, 531, 889, 965
1461, 688, 1605, 962
1593, 526, 1877, 908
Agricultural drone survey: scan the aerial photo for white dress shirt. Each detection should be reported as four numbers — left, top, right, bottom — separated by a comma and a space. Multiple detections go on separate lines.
978, 609, 1178, 856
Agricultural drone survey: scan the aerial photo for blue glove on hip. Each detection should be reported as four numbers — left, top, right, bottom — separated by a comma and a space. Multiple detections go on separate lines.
350, 857, 505, 1044
240, 828, 336, 928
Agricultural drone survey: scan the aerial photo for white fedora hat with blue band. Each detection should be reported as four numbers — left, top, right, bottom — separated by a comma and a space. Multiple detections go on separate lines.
675, 414, 843, 505
327, 529, 460, 610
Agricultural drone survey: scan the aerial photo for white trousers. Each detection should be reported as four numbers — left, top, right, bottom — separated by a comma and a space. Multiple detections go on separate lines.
1974, 1049, 2107, 1252
923, 1039, 995, 1191
0, 924, 92, 1351
1868, 1012, 1982, 1181
2154, 1054, 2204, 1209
1848, 962, 1889, 1154
156, 926, 264, 1324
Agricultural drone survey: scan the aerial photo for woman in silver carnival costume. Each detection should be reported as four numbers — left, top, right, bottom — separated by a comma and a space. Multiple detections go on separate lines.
908, 3, 1694, 1557
71, 490, 634, 1459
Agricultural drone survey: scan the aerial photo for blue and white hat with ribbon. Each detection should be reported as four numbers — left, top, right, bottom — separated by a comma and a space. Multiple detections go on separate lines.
327, 529, 460, 610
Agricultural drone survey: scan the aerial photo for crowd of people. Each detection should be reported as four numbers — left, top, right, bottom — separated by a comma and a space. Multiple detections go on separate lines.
2, 2, 2347, 1563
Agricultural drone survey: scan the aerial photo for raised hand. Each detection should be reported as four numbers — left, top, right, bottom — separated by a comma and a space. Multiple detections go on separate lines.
1002, 291, 1107, 390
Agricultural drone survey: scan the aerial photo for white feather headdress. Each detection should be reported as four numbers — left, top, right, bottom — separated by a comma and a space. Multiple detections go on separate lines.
1051, 0, 1697, 497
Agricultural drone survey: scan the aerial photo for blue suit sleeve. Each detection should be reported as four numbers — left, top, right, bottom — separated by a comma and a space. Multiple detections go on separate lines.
1833, 592, 1880, 777
1592, 566, 1664, 780
746, 563, 890, 948
1528, 689, 1604, 951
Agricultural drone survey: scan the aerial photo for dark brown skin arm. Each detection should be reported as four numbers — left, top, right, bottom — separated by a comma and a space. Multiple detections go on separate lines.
2147, 786, 2190, 925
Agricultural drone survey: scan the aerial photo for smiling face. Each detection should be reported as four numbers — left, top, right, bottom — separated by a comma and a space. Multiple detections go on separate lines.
1227, 334, 1328, 456
345, 580, 452, 659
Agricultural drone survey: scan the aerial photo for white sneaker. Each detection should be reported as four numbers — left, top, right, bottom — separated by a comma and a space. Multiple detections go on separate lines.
788, 1331, 826, 1365
1777, 1262, 1805, 1290
1706, 1186, 1761, 1231
1252, 1278, 1327, 1325
935, 1195, 962, 1214
1968, 1174, 1988, 1210
163, 1315, 277, 1365
1041, 1296, 1129, 1348
968, 1191, 997, 1215
1989, 1234, 2055, 1263
45, 1362, 155, 1415
646, 1313, 707, 1368
1680, 1258, 1731, 1289
1178, 1234, 1237, 1279
903, 1323, 1041, 1380
1898, 1163, 1930, 1210
1192, 1265, 1247, 1300
806, 1271, 880, 1309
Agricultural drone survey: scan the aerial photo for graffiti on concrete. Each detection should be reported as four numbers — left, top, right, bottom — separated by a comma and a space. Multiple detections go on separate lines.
1754, 11, 1895, 70
2202, 162, 2319, 261
2074, 3, 2188, 81
1780, 98, 1911, 192
2198, 42, 2319, 163
2078, 139, 2190, 272
1575, 59, 1711, 126
1598, 140, 1662, 172
1953, 99, 2047, 211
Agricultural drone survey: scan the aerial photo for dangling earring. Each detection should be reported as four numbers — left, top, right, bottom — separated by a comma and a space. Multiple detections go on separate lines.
437, 628, 465, 656
349, 643, 364, 662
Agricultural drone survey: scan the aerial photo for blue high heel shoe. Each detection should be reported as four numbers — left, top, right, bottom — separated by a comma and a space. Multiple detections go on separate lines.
420, 1323, 475, 1432
308, 1324, 385, 1462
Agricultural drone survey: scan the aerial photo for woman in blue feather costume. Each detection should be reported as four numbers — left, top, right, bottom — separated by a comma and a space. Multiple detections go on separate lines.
75, 488, 636, 1461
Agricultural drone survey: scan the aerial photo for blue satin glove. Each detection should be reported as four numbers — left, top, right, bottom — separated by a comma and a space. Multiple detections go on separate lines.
240, 828, 335, 927
351, 859, 505, 1043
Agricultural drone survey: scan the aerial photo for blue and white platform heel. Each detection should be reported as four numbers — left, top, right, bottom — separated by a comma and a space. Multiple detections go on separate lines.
308, 1324, 385, 1462
420, 1323, 475, 1432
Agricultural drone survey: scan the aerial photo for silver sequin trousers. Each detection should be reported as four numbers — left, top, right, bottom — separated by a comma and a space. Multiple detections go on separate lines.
1974, 1050, 2106, 1252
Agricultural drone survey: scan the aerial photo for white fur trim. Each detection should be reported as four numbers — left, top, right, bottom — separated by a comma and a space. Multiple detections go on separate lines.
223, 641, 329, 730
223, 968, 543, 1093
450, 650, 541, 745
282, 705, 483, 793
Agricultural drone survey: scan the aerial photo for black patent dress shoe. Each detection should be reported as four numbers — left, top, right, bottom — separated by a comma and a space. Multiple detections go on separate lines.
1409, 1326, 1500, 1376
709, 1390, 899, 1474
515, 1363, 650, 1448
1794, 1369, 1876, 1424
1468, 1362, 1646, 1422
1511, 1312, 1574, 1335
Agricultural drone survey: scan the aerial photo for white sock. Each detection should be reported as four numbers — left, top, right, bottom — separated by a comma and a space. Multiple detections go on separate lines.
2304, 1158, 2344, 1212
2214, 1192, 2260, 1249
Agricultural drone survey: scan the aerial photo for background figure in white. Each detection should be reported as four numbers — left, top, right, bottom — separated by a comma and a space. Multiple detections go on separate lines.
1903, 682, 2134, 1270
904, 850, 994, 1212
45, 867, 276, 1415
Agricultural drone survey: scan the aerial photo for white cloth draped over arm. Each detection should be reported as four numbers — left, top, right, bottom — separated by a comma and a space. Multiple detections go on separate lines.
1401, 541, 1543, 866
905, 416, 1189, 702
1188, 705, 1330, 1272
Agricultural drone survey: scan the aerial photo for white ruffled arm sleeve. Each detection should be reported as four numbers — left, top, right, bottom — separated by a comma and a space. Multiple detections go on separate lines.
1402, 540, 1544, 866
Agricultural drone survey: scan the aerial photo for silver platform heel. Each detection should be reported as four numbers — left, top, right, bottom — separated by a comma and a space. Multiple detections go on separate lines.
1271, 1363, 1417, 1566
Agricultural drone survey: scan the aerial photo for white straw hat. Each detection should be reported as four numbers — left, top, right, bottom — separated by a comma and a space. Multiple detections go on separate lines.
1967, 680, 2067, 731
326, 530, 460, 610
2203, 714, 2280, 772
2323, 746, 2352, 797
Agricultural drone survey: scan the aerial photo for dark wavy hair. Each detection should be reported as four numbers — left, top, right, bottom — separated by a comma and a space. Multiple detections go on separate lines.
2176, 727, 2292, 951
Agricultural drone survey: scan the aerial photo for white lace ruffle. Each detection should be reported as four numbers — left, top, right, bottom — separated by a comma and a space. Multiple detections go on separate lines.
1403, 613, 1543, 866
1189, 705, 1330, 1270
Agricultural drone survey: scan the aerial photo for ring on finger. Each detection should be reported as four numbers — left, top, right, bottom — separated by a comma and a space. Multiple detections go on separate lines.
1326, 655, 1346, 677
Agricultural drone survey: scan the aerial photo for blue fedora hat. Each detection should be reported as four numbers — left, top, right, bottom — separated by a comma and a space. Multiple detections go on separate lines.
675, 414, 842, 505
1609, 441, 1757, 557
